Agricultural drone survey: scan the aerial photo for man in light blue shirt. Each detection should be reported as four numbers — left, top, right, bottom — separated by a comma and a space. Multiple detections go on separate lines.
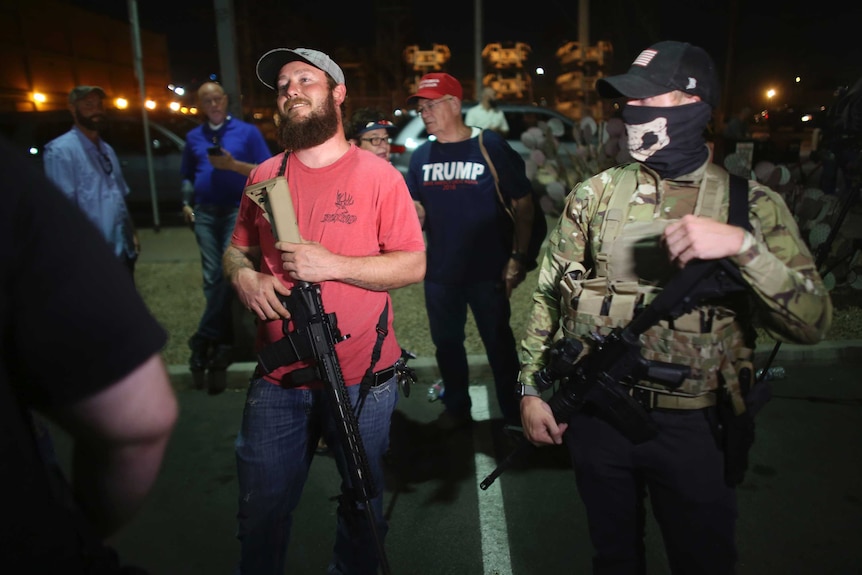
44, 86, 139, 275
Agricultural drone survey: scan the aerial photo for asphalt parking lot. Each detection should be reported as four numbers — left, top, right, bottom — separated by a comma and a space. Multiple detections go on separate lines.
49, 351, 862, 575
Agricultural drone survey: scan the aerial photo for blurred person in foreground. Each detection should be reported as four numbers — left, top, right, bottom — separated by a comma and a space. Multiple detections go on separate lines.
0, 135, 178, 573
180, 82, 272, 394
518, 41, 832, 574
44, 86, 140, 276
465, 86, 509, 136
347, 107, 398, 162
405, 73, 534, 430
224, 47, 425, 574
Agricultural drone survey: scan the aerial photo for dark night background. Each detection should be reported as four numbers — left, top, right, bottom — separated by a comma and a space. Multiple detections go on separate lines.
68, 0, 858, 113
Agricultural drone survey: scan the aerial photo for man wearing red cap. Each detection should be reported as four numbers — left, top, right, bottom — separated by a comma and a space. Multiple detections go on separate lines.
518, 40, 831, 573
224, 47, 426, 574
405, 72, 535, 430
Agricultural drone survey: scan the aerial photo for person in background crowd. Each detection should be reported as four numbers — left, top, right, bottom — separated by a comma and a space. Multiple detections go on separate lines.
518, 40, 832, 574
405, 72, 534, 430
180, 81, 272, 394
1, 135, 178, 573
347, 107, 398, 162
44, 86, 140, 276
465, 86, 509, 136
224, 47, 425, 574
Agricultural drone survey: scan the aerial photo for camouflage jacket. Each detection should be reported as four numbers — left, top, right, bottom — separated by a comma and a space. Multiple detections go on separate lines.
519, 159, 833, 395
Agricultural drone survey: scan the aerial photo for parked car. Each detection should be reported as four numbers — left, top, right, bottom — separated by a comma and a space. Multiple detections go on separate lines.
390, 102, 582, 177
0, 108, 200, 226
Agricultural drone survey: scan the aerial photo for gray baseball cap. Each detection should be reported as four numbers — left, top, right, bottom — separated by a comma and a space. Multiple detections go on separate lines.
256, 48, 345, 90
68, 85, 107, 104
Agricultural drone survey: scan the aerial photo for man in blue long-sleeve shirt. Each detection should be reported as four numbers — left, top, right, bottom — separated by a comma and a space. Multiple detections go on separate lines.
44, 86, 139, 276
180, 81, 272, 393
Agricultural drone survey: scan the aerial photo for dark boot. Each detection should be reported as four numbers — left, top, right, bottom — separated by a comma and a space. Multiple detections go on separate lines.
188, 334, 212, 391
206, 344, 232, 395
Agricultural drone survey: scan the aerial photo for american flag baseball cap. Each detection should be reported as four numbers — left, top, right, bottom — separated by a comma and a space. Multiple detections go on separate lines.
596, 41, 719, 107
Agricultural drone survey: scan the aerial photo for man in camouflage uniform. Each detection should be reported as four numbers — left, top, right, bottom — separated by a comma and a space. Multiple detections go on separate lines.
518, 41, 832, 574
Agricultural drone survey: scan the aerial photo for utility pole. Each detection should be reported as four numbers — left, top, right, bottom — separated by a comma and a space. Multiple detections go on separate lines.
579, 0, 590, 109
127, 0, 159, 230
474, 0, 482, 99
213, 0, 242, 119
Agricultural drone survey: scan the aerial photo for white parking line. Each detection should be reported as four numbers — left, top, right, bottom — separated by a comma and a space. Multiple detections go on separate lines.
470, 386, 513, 575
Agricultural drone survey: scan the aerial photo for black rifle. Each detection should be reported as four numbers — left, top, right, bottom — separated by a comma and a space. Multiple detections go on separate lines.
257, 281, 392, 575
481, 258, 746, 490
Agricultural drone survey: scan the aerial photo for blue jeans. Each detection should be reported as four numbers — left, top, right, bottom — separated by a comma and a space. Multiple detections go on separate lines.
234, 373, 399, 575
193, 204, 238, 343
424, 280, 520, 422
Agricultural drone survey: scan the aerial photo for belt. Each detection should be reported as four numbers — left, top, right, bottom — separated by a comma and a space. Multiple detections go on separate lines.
267, 364, 397, 388
629, 387, 716, 410
372, 365, 397, 386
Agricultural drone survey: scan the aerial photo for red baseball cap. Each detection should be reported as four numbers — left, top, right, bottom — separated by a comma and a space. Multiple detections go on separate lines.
407, 73, 463, 104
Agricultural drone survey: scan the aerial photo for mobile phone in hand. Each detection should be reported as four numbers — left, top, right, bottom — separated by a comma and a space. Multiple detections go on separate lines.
207, 145, 223, 156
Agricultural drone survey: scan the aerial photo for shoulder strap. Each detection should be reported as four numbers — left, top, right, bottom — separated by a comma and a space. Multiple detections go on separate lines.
728, 173, 751, 231
355, 301, 390, 417
697, 164, 750, 231
278, 151, 289, 177
595, 165, 639, 278
695, 163, 725, 221
478, 130, 514, 221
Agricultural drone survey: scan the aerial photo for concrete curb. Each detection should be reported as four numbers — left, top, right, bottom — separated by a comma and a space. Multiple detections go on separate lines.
166, 340, 862, 391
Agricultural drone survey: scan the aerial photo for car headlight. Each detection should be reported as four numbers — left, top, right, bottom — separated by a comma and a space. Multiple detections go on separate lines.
404, 138, 421, 151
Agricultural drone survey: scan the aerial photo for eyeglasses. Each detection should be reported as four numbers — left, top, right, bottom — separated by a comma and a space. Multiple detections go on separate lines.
97, 150, 113, 175
416, 97, 452, 115
359, 136, 392, 146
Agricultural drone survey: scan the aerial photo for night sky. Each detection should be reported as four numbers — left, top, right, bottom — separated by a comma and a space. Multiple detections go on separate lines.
69, 0, 858, 111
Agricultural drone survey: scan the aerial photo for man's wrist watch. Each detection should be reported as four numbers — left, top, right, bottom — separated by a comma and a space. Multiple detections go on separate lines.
517, 381, 541, 399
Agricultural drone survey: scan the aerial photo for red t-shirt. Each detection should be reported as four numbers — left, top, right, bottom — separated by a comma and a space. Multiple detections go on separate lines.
232, 146, 426, 387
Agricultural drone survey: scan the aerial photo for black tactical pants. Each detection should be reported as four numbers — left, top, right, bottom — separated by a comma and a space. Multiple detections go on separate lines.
565, 408, 737, 575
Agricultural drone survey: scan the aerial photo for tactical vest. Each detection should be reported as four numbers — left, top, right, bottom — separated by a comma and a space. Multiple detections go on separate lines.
559, 163, 754, 403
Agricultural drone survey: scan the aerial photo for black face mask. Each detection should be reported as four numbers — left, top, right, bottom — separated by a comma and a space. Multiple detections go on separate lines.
621, 102, 712, 179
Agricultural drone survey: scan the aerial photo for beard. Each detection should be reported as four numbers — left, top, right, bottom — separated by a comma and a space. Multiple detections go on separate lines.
276, 91, 339, 151
74, 109, 106, 132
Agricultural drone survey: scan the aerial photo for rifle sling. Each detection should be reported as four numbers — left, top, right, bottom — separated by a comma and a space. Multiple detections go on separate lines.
356, 300, 389, 415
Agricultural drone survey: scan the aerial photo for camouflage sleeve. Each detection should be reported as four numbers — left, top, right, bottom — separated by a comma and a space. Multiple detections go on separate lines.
518, 176, 598, 386
730, 183, 833, 344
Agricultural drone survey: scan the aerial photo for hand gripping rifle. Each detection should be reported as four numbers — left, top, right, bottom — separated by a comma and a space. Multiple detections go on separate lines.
481, 258, 746, 490
246, 175, 392, 574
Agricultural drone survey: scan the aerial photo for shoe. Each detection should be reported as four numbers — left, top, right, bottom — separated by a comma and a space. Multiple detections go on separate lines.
206, 344, 232, 395
433, 410, 473, 431
188, 334, 212, 390
206, 369, 227, 395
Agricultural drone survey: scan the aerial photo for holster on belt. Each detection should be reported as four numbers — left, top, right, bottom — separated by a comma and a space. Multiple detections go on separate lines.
716, 352, 771, 488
